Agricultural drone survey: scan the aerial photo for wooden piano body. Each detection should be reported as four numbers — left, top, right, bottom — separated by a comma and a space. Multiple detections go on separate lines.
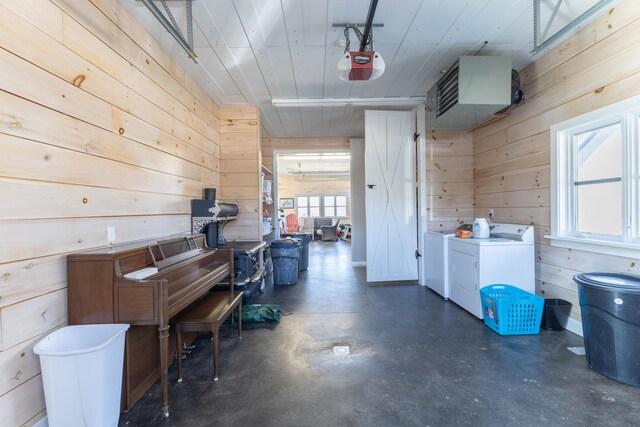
67, 234, 233, 417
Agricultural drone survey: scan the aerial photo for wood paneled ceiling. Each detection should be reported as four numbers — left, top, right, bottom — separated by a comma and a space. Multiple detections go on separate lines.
119, 1, 578, 138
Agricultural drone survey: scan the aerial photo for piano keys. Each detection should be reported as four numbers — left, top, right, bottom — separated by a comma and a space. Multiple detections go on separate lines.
67, 233, 233, 418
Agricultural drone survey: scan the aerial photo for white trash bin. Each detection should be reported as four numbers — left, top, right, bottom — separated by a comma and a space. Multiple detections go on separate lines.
34, 324, 130, 427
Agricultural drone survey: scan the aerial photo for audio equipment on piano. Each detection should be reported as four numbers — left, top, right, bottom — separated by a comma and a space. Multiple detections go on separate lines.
190, 190, 265, 302
191, 187, 239, 247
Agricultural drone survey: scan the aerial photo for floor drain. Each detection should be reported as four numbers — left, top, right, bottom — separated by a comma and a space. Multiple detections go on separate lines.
333, 346, 350, 355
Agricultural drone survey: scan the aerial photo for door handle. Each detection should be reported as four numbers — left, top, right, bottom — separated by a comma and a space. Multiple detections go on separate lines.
367, 184, 376, 189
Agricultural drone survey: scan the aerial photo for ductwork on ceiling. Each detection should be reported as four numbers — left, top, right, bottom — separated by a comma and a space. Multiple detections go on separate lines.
426, 56, 522, 130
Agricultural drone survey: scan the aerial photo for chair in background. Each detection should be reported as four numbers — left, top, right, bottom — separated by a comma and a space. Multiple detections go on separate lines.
338, 223, 351, 241
285, 213, 299, 232
315, 218, 340, 241
300, 217, 314, 235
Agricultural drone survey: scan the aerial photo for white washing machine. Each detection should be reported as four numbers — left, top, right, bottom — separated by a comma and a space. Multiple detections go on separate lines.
448, 223, 535, 319
425, 230, 456, 299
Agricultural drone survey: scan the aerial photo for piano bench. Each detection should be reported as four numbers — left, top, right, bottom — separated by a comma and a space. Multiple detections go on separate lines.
175, 290, 243, 382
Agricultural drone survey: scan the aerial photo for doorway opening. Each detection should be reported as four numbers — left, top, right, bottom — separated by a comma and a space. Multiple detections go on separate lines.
274, 150, 352, 244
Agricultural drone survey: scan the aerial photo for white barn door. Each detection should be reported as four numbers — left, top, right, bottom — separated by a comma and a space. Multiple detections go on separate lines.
365, 110, 418, 282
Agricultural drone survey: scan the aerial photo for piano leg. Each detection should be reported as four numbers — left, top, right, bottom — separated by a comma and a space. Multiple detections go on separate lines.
175, 324, 183, 383
158, 324, 170, 418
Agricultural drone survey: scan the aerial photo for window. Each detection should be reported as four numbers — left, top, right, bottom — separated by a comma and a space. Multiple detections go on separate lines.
295, 194, 349, 218
550, 95, 640, 257
296, 195, 320, 218
323, 195, 348, 217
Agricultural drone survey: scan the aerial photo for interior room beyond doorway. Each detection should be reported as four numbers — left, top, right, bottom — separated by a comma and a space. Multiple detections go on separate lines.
275, 150, 351, 242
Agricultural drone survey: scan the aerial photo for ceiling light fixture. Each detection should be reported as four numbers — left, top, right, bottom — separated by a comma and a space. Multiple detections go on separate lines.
272, 97, 424, 108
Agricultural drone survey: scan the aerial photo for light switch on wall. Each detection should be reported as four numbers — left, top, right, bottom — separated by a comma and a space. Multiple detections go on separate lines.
107, 226, 116, 242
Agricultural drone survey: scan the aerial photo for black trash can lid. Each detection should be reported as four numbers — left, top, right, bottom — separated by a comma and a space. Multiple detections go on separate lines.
271, 238, 301, 248
573, 272, 640, 290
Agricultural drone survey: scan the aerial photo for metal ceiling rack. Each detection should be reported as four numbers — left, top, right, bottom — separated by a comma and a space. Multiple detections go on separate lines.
532, 0, 621, 58
140, 0, 197, 62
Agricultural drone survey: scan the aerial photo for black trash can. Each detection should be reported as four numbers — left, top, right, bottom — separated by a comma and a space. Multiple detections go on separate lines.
281, 232, 311, 271
270, 239, 301, 286
573, 272, 640, 387
541, 299, 572, 331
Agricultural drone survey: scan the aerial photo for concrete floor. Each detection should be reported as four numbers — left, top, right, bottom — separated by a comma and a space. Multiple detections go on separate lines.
120, 241, 640, 426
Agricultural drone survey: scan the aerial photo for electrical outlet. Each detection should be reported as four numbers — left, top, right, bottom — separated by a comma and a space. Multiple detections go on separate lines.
489, 209, 495, 218
107, 226, 116, 242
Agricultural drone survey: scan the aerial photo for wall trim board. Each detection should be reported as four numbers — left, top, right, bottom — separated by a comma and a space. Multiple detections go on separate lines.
565, 317, 583, 337
29, 415, 48, 427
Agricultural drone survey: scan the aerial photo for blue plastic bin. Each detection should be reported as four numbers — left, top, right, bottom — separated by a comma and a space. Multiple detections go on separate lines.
480, 284, 544, 335
270, 239, 301, 285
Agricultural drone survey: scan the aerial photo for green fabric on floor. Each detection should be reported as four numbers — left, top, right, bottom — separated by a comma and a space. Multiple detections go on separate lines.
241, 304, 282, 322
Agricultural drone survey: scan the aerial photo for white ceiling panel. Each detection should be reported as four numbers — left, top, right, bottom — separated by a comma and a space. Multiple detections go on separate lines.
268, 46, 299, 98
277, 108, 305, 136
200, 0, 251, 48
197, 48, 242, 98
251, 0, 290, 47
300, 0, 329, 46
413, 0, 468, 45
228, 47, 270, 95
119, 0, 604, 138
297, 46, 327, 98
299, 106, 324, 135
386, 44, 439, 96
261, 104, 287, 135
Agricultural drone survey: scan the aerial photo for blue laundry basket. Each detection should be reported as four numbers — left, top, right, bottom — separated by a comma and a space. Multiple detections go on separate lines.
480, 284, 544, 335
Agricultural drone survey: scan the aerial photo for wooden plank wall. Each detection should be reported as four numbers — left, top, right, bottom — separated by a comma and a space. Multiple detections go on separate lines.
0, 0, 222, 424
472, 0, 640, 321
261, 137, 351, 221
426, 130, 474, 231
219, 107, 262, 242
278, 175, 352, 222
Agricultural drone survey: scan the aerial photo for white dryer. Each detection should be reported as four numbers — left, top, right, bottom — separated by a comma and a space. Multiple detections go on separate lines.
448, 223, 535, 319
425, 230, 456, 299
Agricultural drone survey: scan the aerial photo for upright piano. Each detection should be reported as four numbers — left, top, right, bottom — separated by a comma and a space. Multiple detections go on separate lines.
67, 234, 233, 418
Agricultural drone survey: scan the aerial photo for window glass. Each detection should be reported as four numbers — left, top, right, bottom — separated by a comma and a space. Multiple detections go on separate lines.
310, 196, 320, 207
298, 197, 307, 207
324, 196, 334, 207
309, 207, 321, 217
576, 124, 621, 182
337, 207, 347, 217
577, 182, 622, 235
336, 196, 347, 206
325, 207, 335, 217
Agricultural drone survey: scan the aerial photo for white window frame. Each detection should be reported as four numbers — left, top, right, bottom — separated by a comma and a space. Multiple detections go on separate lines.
296, 195, 321, 218
549, 95, 640, 258
322, 193, 349, 218
296, 194, 349, 218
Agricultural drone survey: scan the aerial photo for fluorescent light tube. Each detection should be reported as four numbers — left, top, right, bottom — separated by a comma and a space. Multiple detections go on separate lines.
272, 97, 424, 108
